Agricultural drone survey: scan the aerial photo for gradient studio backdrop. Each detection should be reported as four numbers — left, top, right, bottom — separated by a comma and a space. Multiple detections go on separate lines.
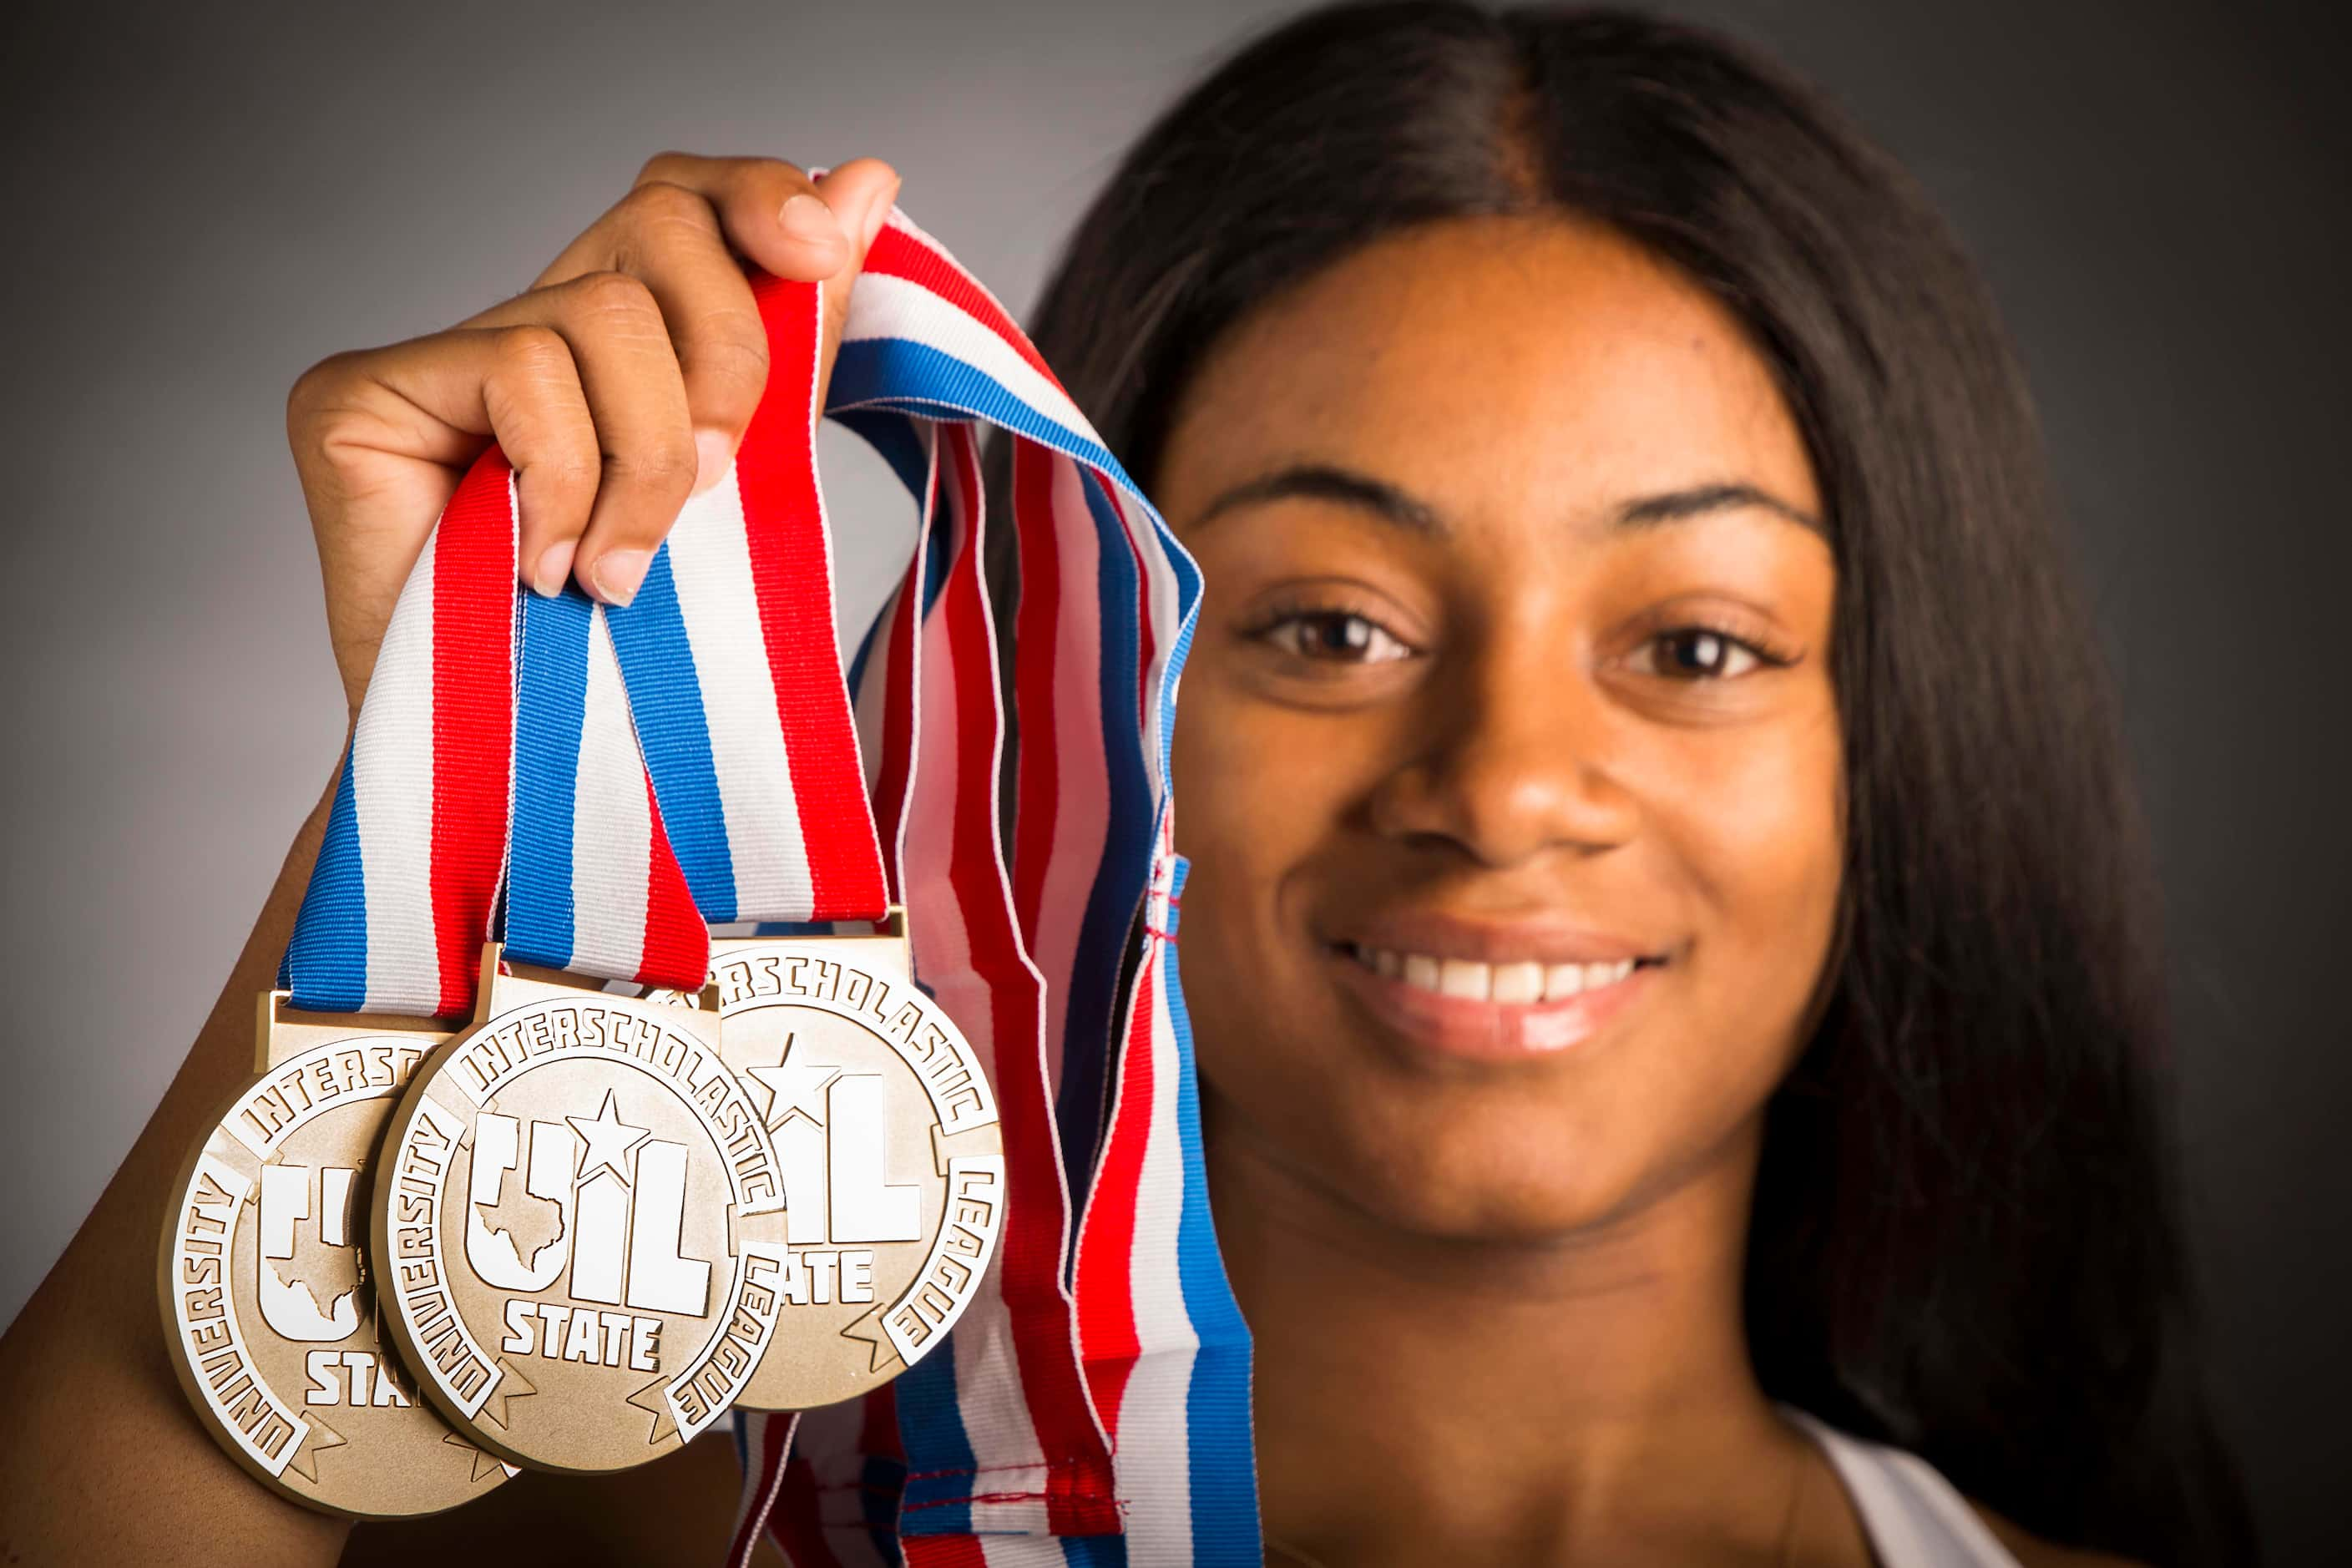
2, 0, 2343, 1557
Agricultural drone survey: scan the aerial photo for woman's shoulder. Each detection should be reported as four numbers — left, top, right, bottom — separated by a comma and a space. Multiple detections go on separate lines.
1780, 1404, 2151, 1568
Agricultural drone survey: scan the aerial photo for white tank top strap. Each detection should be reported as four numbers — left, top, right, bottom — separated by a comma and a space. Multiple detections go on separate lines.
1777, 1404, 2024, 1568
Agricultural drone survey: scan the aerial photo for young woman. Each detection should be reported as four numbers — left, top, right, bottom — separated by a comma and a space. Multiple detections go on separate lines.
0, 3, 2255, 1565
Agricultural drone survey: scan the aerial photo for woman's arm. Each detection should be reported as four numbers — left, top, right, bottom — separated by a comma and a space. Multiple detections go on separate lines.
0, 763, 352, 1566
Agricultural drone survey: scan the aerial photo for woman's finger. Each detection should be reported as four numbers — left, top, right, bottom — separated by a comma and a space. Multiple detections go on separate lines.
524, 155, 901, 489
456, 269, 696, 603
286, 324, 602, 704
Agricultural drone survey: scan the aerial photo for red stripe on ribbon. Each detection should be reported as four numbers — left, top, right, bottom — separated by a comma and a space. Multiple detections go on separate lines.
903, 1535, 989, 1568
1075, 940, 1156, 1432
860, 1377, 904, 1464
871, 559, 921, 904
428, 452, 519, 1018
739, 273, 889, 922
635, 772, 709, 989
771, 1454, 847, 1568
936, 427, 1119, 1535
1009, 439, 1062, 943
863, 225, 1067, 397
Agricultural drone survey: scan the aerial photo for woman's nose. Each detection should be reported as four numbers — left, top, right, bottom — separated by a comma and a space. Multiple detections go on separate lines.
1366, 645, 1639, 867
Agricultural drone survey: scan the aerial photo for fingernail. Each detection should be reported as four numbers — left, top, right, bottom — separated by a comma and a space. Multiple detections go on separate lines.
531, 539, 577, 598
780, 193, 848, 253
690, 428, 733, 496
591, 549, 651, 607
859, 178, 899, 249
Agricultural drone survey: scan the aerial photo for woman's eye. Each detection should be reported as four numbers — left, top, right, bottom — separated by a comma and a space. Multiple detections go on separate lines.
1260, 610, 1414, 664
1631, 627, 1767, 680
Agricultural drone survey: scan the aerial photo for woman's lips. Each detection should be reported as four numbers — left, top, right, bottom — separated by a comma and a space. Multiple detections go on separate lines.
1327, 940, 1662, 1061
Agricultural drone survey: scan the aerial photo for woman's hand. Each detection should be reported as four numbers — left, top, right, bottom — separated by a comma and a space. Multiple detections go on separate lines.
285, 153, 900, 716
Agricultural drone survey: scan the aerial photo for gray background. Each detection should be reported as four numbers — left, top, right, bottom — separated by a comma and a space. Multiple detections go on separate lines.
2, 0, 2343, 1557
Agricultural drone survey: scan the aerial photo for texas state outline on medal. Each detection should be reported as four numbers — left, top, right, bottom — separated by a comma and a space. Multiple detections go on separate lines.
157, 1019, 514, 1517
371, 950, 791, 1474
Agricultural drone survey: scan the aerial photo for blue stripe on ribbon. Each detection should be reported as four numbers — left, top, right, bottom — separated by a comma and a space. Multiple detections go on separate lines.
750, 919, 835, 938
1060, 1534, 1128, 1565
285, 745, 367, 1010
1056, 470, 1156, 1216
605, 544, 739, 923
1163, 855, 1263, 1566
888, 1346, 977, 1535
921, 486, 954, 618
828, 338, 1141, 503
504, 587, 589, 969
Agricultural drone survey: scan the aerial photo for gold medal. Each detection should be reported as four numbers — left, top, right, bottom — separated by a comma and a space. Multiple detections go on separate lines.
700, 919, 1004, 1409
156, 994, 514, 1516
370, 945, 788, 1474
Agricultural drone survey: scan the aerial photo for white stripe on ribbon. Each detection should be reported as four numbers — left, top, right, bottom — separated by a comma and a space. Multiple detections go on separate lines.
846, 272, 1096, 455
1115, 937, 1206, 1566
666, 471, 812, 920
353, 526, 440, 1013
569, 606, 653, 976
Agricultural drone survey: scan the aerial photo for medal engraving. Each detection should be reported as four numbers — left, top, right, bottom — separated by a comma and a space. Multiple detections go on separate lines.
157, 1004, 513, 1516
372, 948, 787, 1473
703, 933, 1004, 1409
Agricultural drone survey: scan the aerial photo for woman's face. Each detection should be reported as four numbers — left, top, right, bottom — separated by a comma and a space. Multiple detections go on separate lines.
1159, 216, 1842, 1244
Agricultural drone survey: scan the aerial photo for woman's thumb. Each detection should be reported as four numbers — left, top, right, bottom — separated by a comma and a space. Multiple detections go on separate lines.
809, 158, 900, 398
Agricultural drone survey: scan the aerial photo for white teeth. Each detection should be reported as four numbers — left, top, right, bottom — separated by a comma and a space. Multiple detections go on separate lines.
1491, 961, 1543, 1004
1356, 945, 1649, 1003
1437, 959, 1490, 999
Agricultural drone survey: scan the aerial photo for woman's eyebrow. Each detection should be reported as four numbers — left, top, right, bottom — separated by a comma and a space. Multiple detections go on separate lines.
1617, 482, 1824, 537
1185, 463, 1822, 539
1186, 463, 1443, 534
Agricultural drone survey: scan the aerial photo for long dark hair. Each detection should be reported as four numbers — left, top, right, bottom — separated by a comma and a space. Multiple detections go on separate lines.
998, 3, 2254, 1562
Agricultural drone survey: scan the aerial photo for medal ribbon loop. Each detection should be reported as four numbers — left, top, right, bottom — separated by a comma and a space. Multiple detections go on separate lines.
282, 458, 518, 1018
736, 209, 1260, 1567
603, 275, 888, 931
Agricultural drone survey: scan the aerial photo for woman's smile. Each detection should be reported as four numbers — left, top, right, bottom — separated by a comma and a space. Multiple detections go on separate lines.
1311, 900, 1677, 1062
1325, 929, 1668, 1062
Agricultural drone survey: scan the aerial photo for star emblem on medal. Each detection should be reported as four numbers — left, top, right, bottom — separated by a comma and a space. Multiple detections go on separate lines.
566, 1089, 652, 1181
747, 1034, 838, 1131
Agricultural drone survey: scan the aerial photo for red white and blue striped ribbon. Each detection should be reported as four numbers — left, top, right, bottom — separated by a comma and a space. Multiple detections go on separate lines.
604, 272, 889, 930
282, 416, 742, 1008
282, 453, 520, 1017
503, 585, 710, 988
731, 207, 1259, 1566
285, 281, 883, 1007
1074, 844, 1259, 1566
